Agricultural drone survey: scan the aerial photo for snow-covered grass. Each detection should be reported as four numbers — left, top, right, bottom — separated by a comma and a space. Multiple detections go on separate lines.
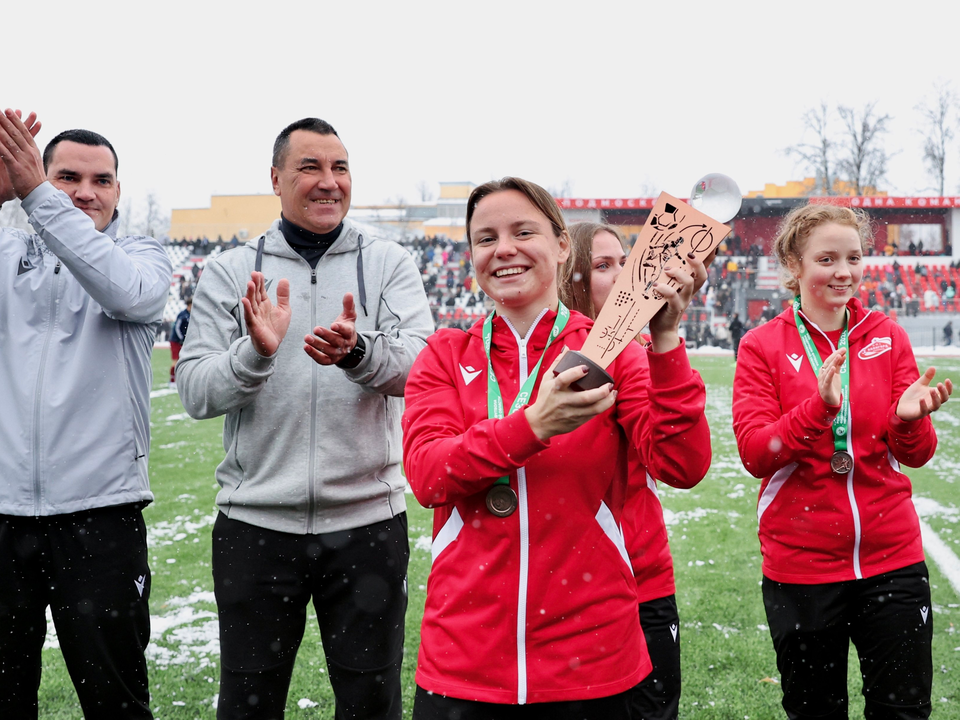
34, 352, 960, 718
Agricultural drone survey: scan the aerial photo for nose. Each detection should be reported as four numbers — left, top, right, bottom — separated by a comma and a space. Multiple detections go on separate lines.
75, 179, 97, 201
493, 235, 517, 258
315, 167, 337, 191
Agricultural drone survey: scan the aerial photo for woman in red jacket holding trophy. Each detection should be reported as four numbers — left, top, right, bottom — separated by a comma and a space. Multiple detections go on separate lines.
402, 178, 711, 719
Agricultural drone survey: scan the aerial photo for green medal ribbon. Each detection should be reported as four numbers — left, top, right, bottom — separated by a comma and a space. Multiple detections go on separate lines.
482, 303, 569, 488
792, 296, 851, 459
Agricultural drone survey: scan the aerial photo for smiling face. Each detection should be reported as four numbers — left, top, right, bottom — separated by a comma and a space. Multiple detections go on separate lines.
469, 189, 570, 324
271, 130, 351, 234
46, 141, 120, 232
589, 230, 626, 312
791, 221, 864, 319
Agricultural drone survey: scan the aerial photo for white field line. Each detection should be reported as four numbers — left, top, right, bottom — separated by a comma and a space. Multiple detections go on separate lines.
150, 388, 179, 399
919, 517, 960, 598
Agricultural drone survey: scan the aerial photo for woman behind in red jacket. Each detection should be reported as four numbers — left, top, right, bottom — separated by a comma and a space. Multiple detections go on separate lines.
732, 203, 952, 720
402, 178, 712, 720
564, 221, 696, 720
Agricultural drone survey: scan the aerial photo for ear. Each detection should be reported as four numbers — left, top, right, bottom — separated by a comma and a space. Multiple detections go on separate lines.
270, 167, 281, 197
785, 253, 801, 280
557, 230, 571, 264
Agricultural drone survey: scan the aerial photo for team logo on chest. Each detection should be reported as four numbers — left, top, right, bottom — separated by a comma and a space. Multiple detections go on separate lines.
786, 353, 804, 373
858, 337, 892, 360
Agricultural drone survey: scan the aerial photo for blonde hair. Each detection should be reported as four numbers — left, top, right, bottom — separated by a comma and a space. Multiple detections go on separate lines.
562, 222, 627, 319
773, 203, 874, 293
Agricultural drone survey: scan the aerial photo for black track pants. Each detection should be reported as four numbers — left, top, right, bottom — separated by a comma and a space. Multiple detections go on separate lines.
213, 512, 409, 720
413, 685, 631, 720
630, 594, 682, 720
0, 504, 153, 719
763, 562, 932, 720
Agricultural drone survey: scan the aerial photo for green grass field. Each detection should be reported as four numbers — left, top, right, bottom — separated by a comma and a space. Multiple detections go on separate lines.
34, 352, 960, 718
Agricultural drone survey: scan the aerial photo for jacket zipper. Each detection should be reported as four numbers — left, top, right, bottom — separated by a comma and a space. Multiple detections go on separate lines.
308, 266, 318, 531
32, 260, 62, 515
503, 308, 549, 705
801, 309, 865, 578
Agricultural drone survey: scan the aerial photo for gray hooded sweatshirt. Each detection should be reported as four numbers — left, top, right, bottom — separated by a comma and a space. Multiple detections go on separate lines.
177, 219, 433, 534
0, 182, 172, 516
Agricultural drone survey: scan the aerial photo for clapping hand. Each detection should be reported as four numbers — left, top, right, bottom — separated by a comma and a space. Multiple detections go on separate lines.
242, 271, 291, 357
896, 367, 953, 422
817, 349, 847, 407
304, 293, 359, 366
0, 109, 42, 204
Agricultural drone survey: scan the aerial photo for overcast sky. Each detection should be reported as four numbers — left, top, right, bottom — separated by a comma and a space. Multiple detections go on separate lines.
6, 0, 958, 215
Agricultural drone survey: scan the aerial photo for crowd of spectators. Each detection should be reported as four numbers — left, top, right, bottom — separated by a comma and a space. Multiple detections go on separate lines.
167, 234, 240, 256
857, 259, 960, 315
160, 231, 960, 341
402, 235, 487, 329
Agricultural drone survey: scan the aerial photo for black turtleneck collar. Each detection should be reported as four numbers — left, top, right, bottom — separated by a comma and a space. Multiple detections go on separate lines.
280, 215, 344, 269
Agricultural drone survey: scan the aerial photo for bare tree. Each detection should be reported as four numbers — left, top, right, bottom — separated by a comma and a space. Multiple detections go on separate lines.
116, 194, 170, 238
389, 195, 411, 238
835, 102, 894, 195
416, 180, 436, 203
784, 102, 835, 195
916, 84, 955, 196
144, 192, 169, 239
116, 197, 139, 236
0, 199, 30, 230
637, 179, 660, 198
2, 193, 170, 238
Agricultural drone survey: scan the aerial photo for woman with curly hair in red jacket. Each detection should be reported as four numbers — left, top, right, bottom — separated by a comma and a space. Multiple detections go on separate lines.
733, 203, 952, 720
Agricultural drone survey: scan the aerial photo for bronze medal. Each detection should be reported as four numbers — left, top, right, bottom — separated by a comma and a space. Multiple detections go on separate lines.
486, 484, 518, 517
830, 450, 853, 475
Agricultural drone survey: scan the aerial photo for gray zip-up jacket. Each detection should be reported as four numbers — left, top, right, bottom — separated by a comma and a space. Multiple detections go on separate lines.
177, 219, 433, 534
0, 182, 173, 516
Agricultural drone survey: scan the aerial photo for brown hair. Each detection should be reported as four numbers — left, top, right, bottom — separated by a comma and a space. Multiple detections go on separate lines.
465, 177, 570, 291
563, 222, 627, 319
773, 203, 874, 293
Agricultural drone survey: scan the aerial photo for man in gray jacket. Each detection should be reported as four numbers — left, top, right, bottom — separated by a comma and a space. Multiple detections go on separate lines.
178, 118, 433, 719
0, 109, 172, 718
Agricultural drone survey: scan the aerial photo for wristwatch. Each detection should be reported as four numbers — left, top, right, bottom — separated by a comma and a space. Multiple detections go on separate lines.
336, 334, 366, 369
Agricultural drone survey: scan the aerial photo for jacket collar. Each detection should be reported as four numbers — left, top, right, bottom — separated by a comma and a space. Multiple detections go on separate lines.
782, 297, 884, 343
104, 211, 120, 240
468, 306, 593, 348
258, 217, 364, 259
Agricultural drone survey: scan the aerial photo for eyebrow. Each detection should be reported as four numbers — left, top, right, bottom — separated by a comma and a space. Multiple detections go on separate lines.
472, 219, 541, 235
296, 157, 349, 166
55, 169, 116, 180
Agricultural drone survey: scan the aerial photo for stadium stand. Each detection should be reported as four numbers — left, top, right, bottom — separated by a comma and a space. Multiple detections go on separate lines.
159, 235, 960, 343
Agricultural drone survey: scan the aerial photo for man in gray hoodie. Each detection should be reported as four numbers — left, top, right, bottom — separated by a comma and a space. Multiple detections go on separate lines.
0, 109, 172, 719
177, 118, 433, 719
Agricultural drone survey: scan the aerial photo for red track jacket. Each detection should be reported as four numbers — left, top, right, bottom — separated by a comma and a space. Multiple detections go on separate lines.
733, 299, 936, 584
402, 308, 710, 704
623, 332, 696, 604
624, 447, 682, 604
